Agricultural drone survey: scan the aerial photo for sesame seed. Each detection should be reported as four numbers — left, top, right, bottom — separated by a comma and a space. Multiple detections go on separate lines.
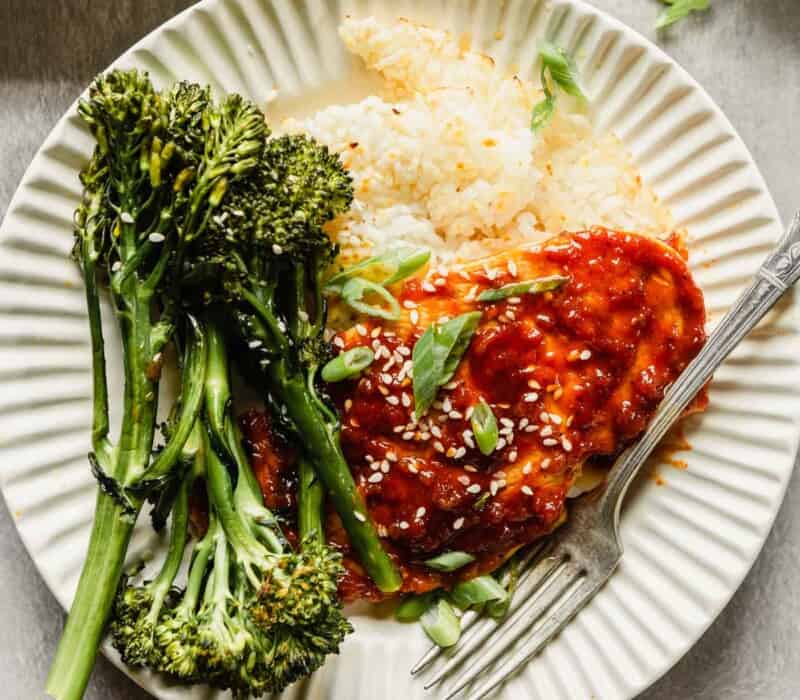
465, 285, 480, 301
524, 392, 539, 402
554, 388, 564, 400
403, 300, 418, 309
467, 484, 481, 494
356, 324, 367, 336
499, 427, 513, 437
540, 412, 550, 423
410, 310, 420, 325
111, 260, 122, 272
519, 418, 529, 429
580, 350, 592, 361
454, 446, 466, 459
464, 464, 477, 472
543, 438, 558, 446
463, 431, 475, 449
490, 480, 501, 496
506, 311, 516, 320
541, 458, 552, 469
397, 346, 411, 357
449, 410, 463, 420
496, 437, 507, 450
381, 461, 390, 473
422, 282, 436, 293
562, 437, 573, 452
354, 512, 366, 522
458, 475, 471, 486
525, 425, 538, 433
521, 485, 534, 496
365, 455, 374, 463
368, 472, 384, 483
401, 393, 411, 408
380, 372, 393, 384
386, 395, 399, 406
386, 451, 398, 462
431, 425, 442, 438
453, 517, 465, 530
496, 470, 507, 478
508, 450, 518, 462
459, 270, 470, 280
568, 349, 579, 362
399, 520, 410, 530
378, 385, 389, 396
277, 320, 287, 333
248, 339, 262, 349
393, 425, 405, 433
408, 464, 419, 474
507, 260, 518, 277
465, 406, 475, 419
345, 399, 353, 411
416, 507, 427, 518
540, 425, 553, 437
369, 327, 381, 338
272, 243, 283, 255
402, 431, 415, 440
528, 379, 541, 390
442, 398, 453, 413
500, 417, 514, 428
508, 296, 522, 305
433, 441, 445, 453
435, 278, 446, 287
120, 212, 134, 224
523, 462, 533, 474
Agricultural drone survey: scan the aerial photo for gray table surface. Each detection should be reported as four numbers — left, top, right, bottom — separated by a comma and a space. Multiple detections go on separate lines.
1, 1, 799, 698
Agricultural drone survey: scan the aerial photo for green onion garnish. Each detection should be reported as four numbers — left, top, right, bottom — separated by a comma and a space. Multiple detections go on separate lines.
470, 399, 498, 455
424, 551, 476, 572
477, 274, 569, 303
340, 277, 402, 320
395, 592, 436, 622
420, 597, 461, 647
449, 576, 508, 610
321, 346, 375, 382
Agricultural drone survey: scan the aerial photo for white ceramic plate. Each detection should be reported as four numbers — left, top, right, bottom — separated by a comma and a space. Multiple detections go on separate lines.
1, 1, 798, 699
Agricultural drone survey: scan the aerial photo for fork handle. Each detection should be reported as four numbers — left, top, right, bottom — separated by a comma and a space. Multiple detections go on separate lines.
599, 211, 800, 529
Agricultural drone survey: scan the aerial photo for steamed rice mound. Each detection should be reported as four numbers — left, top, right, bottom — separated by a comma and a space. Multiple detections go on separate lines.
281, 16, 673, 263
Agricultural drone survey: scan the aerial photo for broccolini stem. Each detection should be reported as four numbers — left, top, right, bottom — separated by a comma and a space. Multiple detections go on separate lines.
46, 493, 136, 700
145, 459, 193, 626
298, 455, 324, 542
48, 284, 161, 700
272, 370, 402, 593
132, 316, 208, 490
80, 232, 112, 468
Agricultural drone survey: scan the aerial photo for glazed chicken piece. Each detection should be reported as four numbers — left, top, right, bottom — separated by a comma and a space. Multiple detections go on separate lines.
328, 227, 706, 598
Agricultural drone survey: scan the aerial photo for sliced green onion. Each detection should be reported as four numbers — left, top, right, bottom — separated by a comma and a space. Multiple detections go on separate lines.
341, 277, 402, 320
531, 93, 556, 133
486, 556, 521, 620
449, 576, 508, 610
321, 346, 374, 382
412, 311, 482, 419
395, 592, 436, 622
470, 399, 498, 456
539, 42, 585, 100
325, 246, 431, 289
424, 551, 476, 572
477, 275, 569, 303
656, 0, 710, 29
420, 597, 461, 648
382, 248, 431, 286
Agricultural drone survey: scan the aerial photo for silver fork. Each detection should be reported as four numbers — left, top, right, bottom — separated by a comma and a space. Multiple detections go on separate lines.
412, 211, 800, 700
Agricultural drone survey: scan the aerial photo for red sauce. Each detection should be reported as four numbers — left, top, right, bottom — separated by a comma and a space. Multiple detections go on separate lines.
329, 228, 706, 598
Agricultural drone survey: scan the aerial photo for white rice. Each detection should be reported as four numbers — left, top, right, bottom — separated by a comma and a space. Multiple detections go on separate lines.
280, 16, 673, 263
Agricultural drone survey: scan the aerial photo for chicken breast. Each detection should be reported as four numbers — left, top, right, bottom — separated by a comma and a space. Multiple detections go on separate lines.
326, 227, 706, 598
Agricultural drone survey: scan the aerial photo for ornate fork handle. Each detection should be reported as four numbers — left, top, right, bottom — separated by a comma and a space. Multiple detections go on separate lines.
599, 212, 800, 529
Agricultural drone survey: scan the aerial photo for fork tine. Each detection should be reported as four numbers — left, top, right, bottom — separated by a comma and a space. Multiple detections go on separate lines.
410, 542, 548, 676
460, 576, 604, 700
422, 544, 561, 689
440, 559, 581, 700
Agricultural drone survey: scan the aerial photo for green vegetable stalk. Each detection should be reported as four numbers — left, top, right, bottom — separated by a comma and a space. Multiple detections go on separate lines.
47, 70, 264, 700
208, 133, 402, 592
